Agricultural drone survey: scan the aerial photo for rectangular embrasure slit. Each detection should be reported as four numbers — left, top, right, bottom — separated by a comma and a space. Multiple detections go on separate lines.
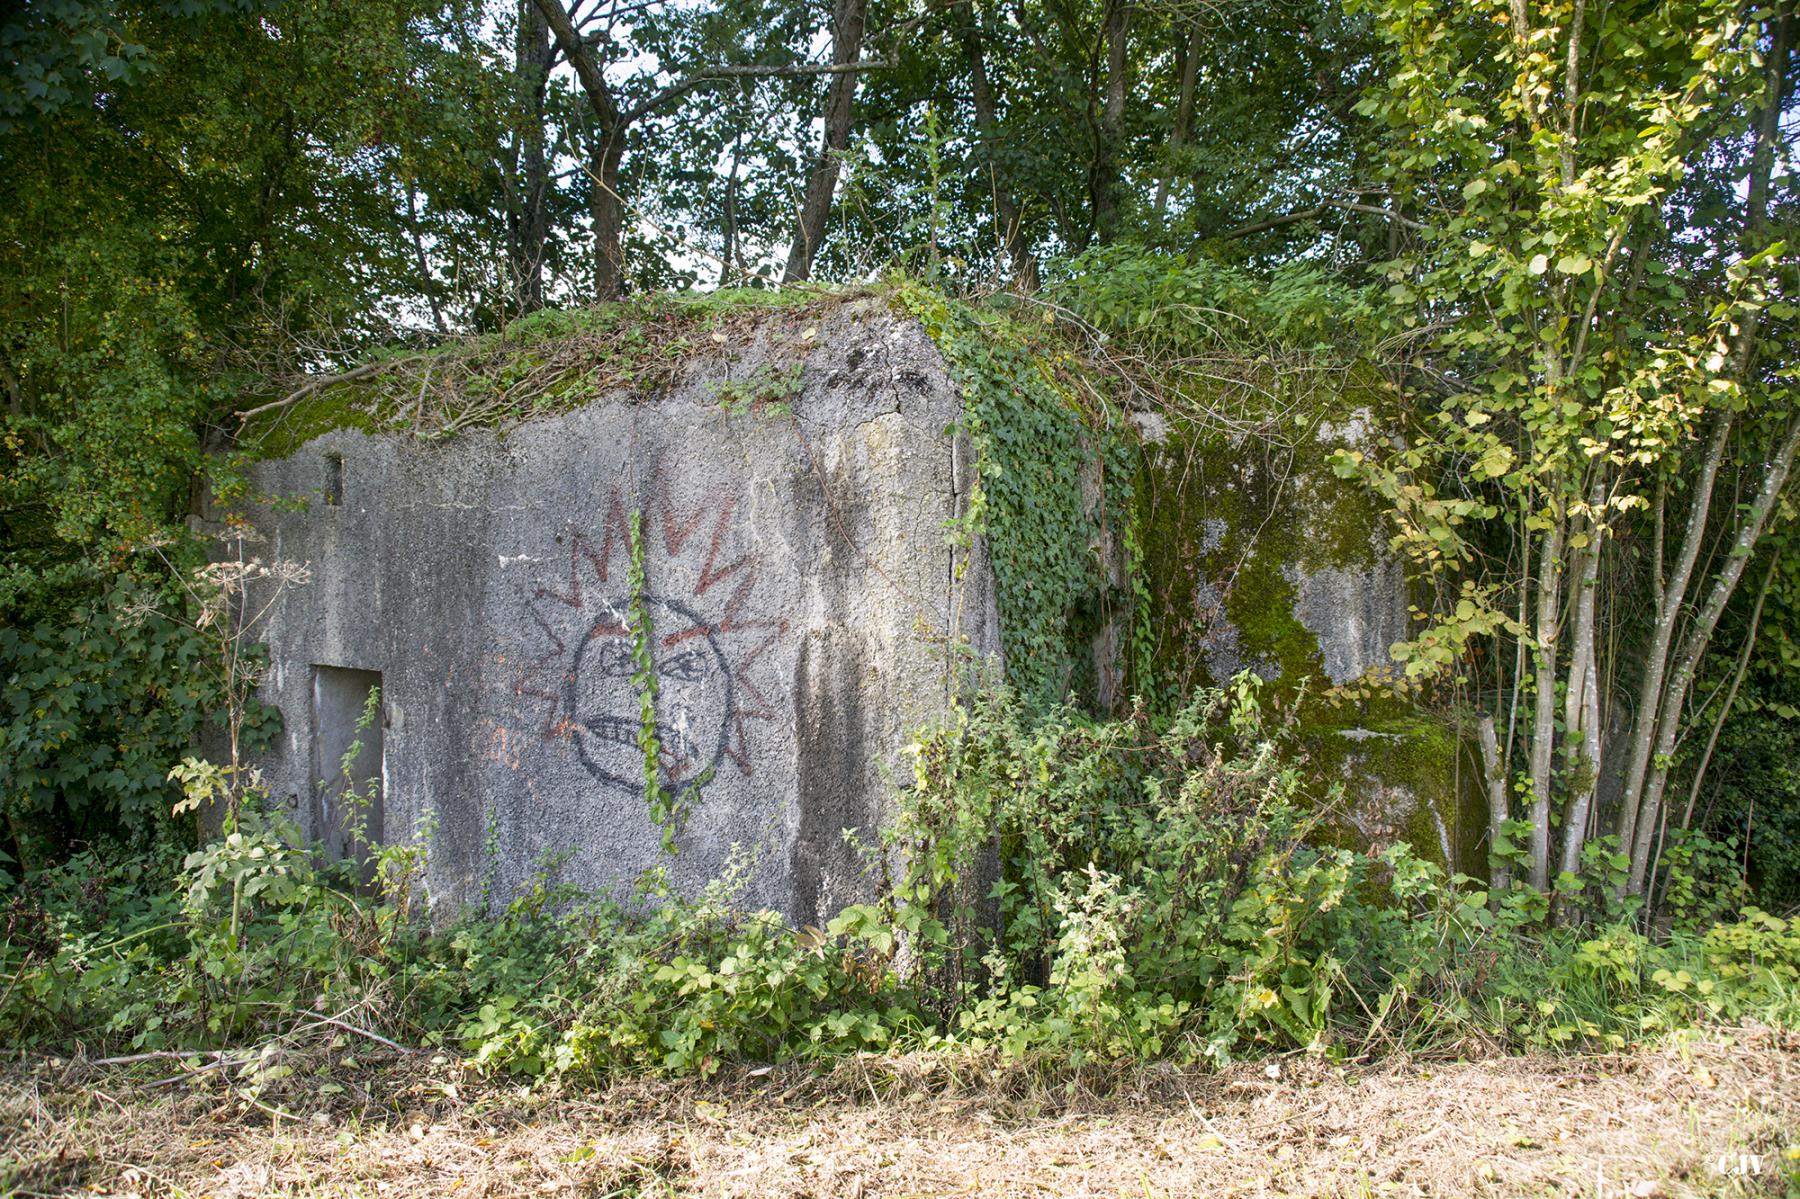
324, 452, 344, 506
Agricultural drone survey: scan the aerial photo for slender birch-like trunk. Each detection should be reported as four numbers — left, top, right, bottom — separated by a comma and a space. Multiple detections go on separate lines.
1556, 481, 1606, 880
1526, 502, 1565, 891
1614, 413, 1732, 860
1478, 714, 1512, 896
1616, 0, 1791, 888
1681, 556, 1777, 830
1627, 419, 1800, 892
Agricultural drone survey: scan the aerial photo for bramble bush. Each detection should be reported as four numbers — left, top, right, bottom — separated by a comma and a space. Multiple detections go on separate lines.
0, 563, 218, 875
2, 678, 1796, 1080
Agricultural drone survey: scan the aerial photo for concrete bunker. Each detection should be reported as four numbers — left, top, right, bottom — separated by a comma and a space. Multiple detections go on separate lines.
227, 292, 1482, 923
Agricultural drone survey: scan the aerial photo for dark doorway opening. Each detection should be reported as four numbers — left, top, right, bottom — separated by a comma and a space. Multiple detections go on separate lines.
311, 666, 383, 884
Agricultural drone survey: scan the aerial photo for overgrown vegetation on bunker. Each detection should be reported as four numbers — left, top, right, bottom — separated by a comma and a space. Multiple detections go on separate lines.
237, 287, 846, 458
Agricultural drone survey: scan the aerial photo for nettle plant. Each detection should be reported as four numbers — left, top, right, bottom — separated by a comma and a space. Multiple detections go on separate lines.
1340, 0, 1799, 904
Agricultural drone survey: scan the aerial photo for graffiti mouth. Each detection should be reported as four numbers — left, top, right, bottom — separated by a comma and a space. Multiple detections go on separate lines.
582, 714, 696, 760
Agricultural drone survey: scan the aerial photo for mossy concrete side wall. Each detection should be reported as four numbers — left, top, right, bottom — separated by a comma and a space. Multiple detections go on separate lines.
1133, 407, 1486, 871
231, 302, 998, 922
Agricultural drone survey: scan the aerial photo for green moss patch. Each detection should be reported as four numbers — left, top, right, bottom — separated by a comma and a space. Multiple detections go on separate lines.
1114, 363, 1486, 870
1302, 713, 1487, 872
1128, 370, 1391, 709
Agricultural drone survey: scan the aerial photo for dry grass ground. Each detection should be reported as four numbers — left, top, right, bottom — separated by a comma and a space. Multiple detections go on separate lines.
3, 1028, 1797, 1199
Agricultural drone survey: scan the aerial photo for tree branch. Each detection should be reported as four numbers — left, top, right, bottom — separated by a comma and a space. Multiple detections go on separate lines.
531, 0, 621, 131
1221, 199, 1426, 239
234, 359, 421, 425
623, 59, 890, 125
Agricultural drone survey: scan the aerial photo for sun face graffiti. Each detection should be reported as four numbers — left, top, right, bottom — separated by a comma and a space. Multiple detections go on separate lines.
564, 595, 734, 792
512, 483, 788, 799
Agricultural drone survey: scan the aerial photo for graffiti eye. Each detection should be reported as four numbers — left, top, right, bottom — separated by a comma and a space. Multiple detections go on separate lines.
662, 650, 711, 681
592, 639, 634, 677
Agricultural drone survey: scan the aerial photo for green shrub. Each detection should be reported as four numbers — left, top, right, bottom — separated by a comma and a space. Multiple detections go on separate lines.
0, 568, 219, 869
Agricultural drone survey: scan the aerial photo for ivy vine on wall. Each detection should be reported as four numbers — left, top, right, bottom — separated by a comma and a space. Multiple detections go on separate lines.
896, 284, 1136, 712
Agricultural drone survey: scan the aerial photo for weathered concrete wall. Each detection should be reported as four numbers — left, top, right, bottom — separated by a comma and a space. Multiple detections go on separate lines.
1133, 404, 1486, 872
1132, 407, 1407, 694
236, 301, 997, 923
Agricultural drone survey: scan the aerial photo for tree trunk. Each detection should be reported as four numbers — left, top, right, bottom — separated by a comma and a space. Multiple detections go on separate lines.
0, 345, 23, 416
1526, 511, 1564, 891
1091, 0, 1130, 243
592, 134, 628, 300
1614, 8, 1792, 876
1682, 555, 1776, 830
721, 132, 743, 287
783, 0, 868, 283
1746, 0, 1794, 240
532, 0, 629, 301
1555, 482, 1606, 884
1478, 713, 1512, 897
1614, 413, 1732, 861
1628, 417, 1800, 893
405, 183, 449, 335
960, 1, 1036, 290
1152, 17, 1203, 219
511, 0, 552, 314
